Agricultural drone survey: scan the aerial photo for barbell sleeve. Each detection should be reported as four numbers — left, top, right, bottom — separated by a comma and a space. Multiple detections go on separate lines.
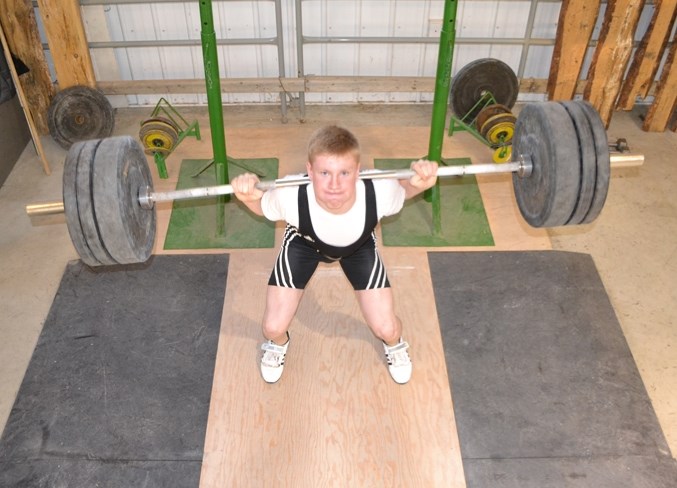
608, 153, 644, 167
25, 201, 65, 217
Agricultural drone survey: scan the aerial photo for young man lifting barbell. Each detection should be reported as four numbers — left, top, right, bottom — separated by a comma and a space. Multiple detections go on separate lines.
231, 125, 438, 384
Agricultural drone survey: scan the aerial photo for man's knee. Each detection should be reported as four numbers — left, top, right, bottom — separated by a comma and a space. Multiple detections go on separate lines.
369, 316, 400, 344
262, 320, 290, 342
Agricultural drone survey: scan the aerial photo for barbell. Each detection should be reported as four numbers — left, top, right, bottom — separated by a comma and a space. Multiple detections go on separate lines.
26, 101, 643, 268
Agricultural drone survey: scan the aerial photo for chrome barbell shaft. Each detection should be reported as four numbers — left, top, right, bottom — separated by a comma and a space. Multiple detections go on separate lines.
25, 153, 644, 216
140, 159, 530, 208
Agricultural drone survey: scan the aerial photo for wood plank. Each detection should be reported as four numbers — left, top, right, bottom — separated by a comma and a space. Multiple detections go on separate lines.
0, 0, 55, 134
36, 0, 95, 89
617, 0, 677, 110
174, 123, 467, 486
547, 0, 601, 101
97, 77, 436, 95
583, 0, 645, 126
99, 76, 657, 98
96, 77, 592, 96
98, 78, 307, 95
199, 250, 466, 488
643, 39, 677, 131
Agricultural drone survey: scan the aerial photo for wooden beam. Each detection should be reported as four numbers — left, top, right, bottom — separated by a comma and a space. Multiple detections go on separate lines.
95, 77, 585, 96
584, 0, 645, 127
643, 39, 677, 131
0, 0, 55, 134
547, 0, 601, 101
36, 0, 96, 89
617, 0, 677, 110
97, 77, 439, 95
96, 76, 662, 103
0, 18, 50, 174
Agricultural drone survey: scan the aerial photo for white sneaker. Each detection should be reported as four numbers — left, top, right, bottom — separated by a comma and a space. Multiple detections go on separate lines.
383, 339, 412, 384
260, 334, 289, 383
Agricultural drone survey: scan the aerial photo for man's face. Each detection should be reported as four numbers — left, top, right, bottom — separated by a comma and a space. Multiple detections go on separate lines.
306, 152, 360, 214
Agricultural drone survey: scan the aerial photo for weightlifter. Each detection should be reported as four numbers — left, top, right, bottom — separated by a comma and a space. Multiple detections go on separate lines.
231, 125, 438, 384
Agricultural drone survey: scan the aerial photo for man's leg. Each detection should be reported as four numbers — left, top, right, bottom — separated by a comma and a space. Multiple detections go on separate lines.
356, 287, 412, 384
355, 287, 402, 345
262, 285, 304, 344
259, 285, 304, 383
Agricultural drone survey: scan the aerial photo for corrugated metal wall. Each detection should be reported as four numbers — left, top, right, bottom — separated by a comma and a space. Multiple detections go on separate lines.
37, 1, 665, 107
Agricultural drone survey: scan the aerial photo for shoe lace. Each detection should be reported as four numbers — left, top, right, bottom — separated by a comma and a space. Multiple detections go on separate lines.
385, 341, 411, 367
261, 342, 286, 368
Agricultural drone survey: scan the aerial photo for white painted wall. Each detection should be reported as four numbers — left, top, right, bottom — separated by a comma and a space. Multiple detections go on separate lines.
37, 1, 663, 107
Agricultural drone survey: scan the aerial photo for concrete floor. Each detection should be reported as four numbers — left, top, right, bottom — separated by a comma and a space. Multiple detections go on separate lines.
0, 103, 675, 466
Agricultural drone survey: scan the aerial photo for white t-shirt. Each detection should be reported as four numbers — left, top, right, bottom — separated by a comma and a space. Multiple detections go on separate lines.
261, 179, 406, 247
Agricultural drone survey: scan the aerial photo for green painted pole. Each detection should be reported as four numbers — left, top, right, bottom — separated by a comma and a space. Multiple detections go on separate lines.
198, 0, 228, 233
427, 0, 458, 235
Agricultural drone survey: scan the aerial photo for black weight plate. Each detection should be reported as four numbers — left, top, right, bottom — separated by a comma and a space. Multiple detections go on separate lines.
63, 141, 102, 266
559, 101, 598, 225
578, 101, 610, 224
92, 136, 156, 265
450, 58, 519, 121
48, 86, 115, 150
512, 102, 581, 227
72, 139, 119, 266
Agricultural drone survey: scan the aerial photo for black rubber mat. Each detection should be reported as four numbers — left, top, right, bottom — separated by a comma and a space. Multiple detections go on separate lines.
0, 254, 228, 488
429, 251, 677, 487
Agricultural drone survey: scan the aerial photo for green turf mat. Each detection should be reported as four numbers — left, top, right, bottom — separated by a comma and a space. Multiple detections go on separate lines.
164, 159, 278, 250
375, 158, 494, 247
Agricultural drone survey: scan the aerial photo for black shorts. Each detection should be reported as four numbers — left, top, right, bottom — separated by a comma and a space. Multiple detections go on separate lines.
268, 225, 390, 291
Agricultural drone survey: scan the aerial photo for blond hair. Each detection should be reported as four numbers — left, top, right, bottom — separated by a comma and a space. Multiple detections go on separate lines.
307, 125, 360, 164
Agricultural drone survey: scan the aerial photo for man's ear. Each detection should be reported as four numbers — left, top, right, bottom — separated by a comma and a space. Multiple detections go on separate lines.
306, 161, 312, 177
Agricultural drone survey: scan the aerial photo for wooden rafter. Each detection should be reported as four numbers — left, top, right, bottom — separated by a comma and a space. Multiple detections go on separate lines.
583, 0, 645, 127
36, 0, 95, 89
0, 0, 55, 134
617, 0, 677, 110
643, 39, 677, 131
547, 0, 601, 101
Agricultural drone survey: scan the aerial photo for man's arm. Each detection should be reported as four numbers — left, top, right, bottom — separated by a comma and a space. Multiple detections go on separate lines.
231, 173, 265, 216
399, 159, 439, 199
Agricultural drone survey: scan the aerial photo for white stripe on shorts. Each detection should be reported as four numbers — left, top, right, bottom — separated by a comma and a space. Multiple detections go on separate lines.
273, 225, 299, 288
365, 234, 386, 289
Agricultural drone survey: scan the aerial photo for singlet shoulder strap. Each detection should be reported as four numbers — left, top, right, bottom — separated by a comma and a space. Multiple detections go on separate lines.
297, 183, 312, 236
363, 178, 377, 231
